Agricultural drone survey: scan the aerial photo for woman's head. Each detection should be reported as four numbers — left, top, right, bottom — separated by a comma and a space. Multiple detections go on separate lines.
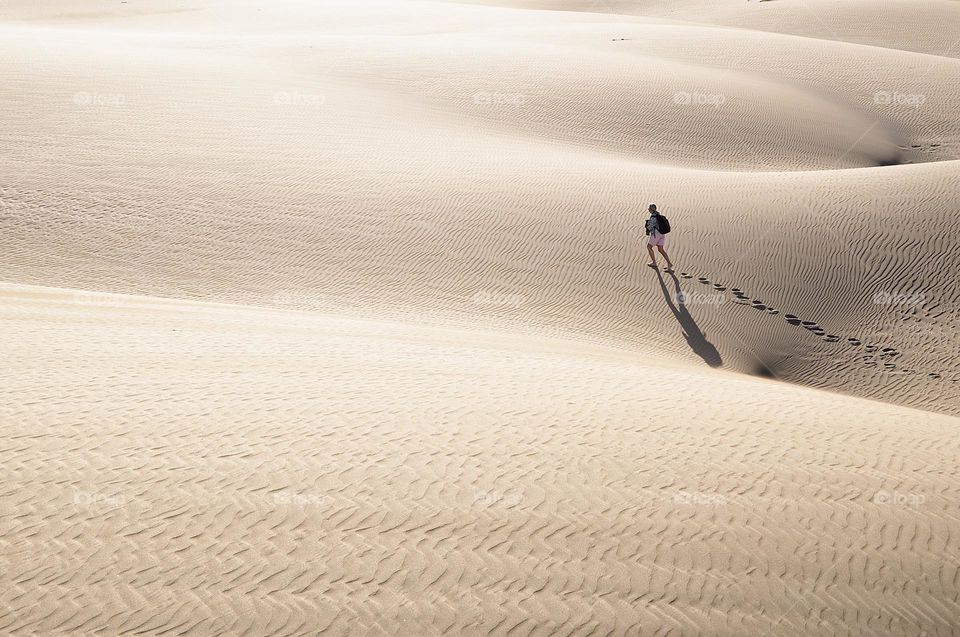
648, 203, 657, 213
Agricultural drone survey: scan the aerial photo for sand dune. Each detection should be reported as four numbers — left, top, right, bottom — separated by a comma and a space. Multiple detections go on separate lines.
2, 0, 959, 635
468, 0, 960, 57
3, 284, 960, 636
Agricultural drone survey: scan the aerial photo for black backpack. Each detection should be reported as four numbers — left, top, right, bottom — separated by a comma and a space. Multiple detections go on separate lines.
657, 214, 671, 234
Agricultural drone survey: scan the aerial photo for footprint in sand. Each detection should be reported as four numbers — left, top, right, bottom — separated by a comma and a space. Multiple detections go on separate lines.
710, 275, 951, 382
801, 321, 823, 335
902, 142, 943, 152
680, 272, 693, 279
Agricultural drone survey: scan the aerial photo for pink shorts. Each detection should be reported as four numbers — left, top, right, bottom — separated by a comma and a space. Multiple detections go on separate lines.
648, 231, 665, 247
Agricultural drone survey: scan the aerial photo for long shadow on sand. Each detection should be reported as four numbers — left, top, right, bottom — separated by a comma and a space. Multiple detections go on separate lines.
654, 269, 723, 368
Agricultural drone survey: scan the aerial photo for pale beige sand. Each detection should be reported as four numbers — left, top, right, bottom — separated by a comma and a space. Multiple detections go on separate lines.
3, 284, 959, 636
1, 0, 959, 635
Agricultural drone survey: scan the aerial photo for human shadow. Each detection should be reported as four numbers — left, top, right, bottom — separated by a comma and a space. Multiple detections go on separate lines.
653, 269, 723, 368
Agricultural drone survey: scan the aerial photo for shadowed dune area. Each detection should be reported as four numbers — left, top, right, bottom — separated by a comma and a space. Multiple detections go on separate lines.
2, 0, 959, 635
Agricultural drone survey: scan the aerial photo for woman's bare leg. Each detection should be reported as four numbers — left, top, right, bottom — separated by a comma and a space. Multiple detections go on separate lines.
657, 246, 673, 269
646, 244, 657, 266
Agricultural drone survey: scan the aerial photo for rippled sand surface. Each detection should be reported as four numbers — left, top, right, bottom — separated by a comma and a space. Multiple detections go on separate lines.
2, 0, 959, 634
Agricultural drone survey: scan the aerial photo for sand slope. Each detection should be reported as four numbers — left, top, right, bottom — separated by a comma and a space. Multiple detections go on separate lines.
2, 0, 959, 412
3, 284, 960, 636
2, 0, 960, 635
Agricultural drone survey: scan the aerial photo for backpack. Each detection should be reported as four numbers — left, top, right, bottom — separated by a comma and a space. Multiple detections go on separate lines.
657, 214, 671, 234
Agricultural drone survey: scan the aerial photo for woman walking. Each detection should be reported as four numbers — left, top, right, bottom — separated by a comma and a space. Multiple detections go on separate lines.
645, 203, 674, 271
